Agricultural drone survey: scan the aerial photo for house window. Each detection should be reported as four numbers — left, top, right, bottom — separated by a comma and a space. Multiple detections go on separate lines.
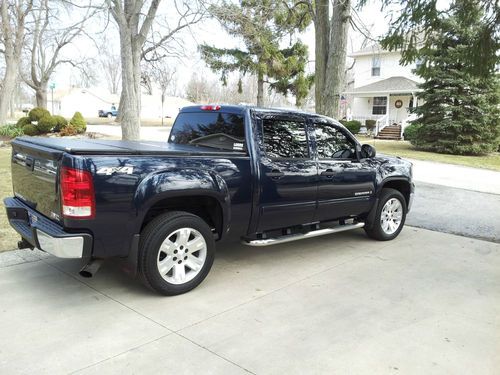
372, 96, 387, 115
371, 56, 381, 76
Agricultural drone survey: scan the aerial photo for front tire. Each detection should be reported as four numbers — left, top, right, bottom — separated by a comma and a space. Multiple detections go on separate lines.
365, 188, 407, 241
138, 211, 215, 295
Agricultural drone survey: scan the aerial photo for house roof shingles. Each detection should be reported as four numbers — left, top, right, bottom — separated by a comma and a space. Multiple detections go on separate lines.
345, 76, 422, 95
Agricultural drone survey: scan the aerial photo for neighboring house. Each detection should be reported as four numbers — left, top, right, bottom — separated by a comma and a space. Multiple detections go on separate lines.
47, 87, 194, 120
344, 44, 423, 138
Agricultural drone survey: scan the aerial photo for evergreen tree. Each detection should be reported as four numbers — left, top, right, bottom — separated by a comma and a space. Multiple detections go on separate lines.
408, 0, 500, 155
381, 0, 499, 155
200, 0, 312, 107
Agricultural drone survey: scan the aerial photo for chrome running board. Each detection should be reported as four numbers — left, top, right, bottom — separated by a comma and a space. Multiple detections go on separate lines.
242, 222, 365, 247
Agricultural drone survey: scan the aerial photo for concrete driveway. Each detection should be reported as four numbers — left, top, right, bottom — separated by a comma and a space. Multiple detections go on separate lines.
1, 227, 499, 374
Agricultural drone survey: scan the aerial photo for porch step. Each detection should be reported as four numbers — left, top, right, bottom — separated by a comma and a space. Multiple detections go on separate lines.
376, 125, 402, 140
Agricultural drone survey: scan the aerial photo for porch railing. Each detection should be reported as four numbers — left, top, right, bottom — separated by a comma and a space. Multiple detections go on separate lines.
375, 115, 389, 136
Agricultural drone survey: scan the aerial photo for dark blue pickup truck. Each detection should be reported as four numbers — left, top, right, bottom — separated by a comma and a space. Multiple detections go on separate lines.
4, 105, 414, 295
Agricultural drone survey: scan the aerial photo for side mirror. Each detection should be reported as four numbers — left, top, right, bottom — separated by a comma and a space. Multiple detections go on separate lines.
361, 144, 376, 158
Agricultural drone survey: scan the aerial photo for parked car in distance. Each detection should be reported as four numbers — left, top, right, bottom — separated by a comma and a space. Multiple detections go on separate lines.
4, 104, 414, 296
98, 108, 118, 118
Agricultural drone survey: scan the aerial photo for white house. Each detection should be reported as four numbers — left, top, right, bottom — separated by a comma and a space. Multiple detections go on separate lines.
47, 87, 194, 120
344, 44, 423, 137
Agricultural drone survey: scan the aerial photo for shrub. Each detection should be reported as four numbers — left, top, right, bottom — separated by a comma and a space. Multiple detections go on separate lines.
59, 124, 79, 136
403, 123, 422, 142
0, 124, 25, 138
16, 117, 32, 128
340, 120, 362, 134
69, 111, 86, 134
37, 116, 57, 133
23, 124, 39, 136
28, 107, 50, 122
365, 119, 376, 131
52, 115, 68, 132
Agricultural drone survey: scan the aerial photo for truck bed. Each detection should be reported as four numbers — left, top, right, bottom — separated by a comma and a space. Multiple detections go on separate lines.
14, 137, 245, 156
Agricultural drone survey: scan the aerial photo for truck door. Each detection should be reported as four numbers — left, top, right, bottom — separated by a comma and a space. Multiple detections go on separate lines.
311, 118, 376, 222
254, 114, 317, 232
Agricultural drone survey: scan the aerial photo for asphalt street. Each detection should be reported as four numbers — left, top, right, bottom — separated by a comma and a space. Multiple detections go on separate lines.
408, 182, 500, 243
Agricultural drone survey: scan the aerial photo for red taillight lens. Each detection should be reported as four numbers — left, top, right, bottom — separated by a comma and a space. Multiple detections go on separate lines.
60, 167, 95, 219
200, 105, 221, 111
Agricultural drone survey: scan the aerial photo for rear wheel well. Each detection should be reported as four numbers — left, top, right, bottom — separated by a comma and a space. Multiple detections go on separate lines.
381, 180, 411, 207
141, 196, 223, 239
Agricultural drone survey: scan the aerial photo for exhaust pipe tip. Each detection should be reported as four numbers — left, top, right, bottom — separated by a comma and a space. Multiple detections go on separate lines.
79, 259, 103, 278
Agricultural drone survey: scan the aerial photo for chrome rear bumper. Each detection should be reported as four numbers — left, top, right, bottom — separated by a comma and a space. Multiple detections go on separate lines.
4, 197, 92, 259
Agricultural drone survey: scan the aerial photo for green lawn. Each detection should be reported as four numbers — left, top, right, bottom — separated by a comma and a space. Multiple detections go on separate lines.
0, 146, 18, 252
357, 136, 500, 171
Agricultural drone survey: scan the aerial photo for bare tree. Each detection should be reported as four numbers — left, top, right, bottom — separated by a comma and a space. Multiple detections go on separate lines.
314, 0, 352, 118
106, 0, 205, 140
0, 0, 33, 124
22, 0, 92, 109
98, 38, 121, 94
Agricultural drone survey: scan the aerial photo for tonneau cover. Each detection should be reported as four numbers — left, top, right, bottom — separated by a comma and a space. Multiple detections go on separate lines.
13, 137, 245, 156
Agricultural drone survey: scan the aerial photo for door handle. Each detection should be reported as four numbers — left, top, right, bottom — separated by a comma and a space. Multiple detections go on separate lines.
266, 169, 285, 179
320, 169, 335, 177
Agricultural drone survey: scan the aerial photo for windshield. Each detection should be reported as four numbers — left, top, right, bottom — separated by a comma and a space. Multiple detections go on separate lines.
169, 112, 246, 151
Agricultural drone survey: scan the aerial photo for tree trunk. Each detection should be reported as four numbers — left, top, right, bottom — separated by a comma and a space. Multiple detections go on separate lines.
35, 82, 48, 109
314, 0, 330, 115
323, 0, 351, 119
0, 60, 17, 124
257, 72, 264, 106
118, 28, 141, 140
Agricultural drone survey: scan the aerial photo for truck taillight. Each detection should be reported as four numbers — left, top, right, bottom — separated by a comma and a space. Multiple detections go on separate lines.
60, 167, 95, 219
200, 105, 221, 111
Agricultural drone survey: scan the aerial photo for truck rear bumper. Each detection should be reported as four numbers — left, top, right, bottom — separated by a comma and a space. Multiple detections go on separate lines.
4, 197, 92, 259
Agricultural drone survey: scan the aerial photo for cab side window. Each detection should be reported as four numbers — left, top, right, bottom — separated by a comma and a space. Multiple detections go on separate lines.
262, 118, 309, 159
315, 122, 357, 159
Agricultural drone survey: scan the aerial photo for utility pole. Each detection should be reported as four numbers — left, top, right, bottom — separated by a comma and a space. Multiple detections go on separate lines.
49, 82, 56, 114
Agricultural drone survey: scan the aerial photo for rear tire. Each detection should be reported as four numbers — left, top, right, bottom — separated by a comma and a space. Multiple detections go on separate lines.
364, 188, 407, 241
138, 211, 215, 295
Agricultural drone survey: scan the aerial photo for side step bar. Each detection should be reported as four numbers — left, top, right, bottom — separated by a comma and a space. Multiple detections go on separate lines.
242, 222, 365, 247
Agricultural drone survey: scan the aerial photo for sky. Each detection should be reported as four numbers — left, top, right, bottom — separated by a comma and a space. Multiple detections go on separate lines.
47, 0, 440, 97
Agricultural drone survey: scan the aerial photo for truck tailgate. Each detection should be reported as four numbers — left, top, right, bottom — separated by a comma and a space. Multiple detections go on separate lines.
11, 139, 63, 222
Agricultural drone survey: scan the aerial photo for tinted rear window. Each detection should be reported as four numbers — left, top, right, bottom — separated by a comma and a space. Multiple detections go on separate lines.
169, 112, 245, 146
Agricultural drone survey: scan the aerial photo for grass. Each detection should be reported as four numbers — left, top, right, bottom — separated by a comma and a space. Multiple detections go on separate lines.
357, 136, 500, 171
0, 146, 18, 252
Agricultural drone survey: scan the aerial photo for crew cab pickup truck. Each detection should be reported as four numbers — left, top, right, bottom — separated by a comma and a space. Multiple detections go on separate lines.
4, 105, 414, 295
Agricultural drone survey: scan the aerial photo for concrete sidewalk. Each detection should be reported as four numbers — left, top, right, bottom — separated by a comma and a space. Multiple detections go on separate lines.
1, 227, 499, 374
408, 158, 500, 194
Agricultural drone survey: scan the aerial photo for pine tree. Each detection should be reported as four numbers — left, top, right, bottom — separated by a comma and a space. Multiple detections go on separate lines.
199, 0, 312, 107
381, 0, 499, 155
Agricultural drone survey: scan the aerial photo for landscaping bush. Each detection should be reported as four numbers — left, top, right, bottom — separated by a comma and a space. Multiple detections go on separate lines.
23, 124, 39, 136
16, 117, 32, 128
59, 124, 78, 136
52, 115, 68, 132
69, 111, 86, 134
0, 124, 25, 138
37, 116, 57, 133
403, 123, 422, 142
365, 119, 376, 132
28, 107, 50, 122
340, 120, 362, 134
